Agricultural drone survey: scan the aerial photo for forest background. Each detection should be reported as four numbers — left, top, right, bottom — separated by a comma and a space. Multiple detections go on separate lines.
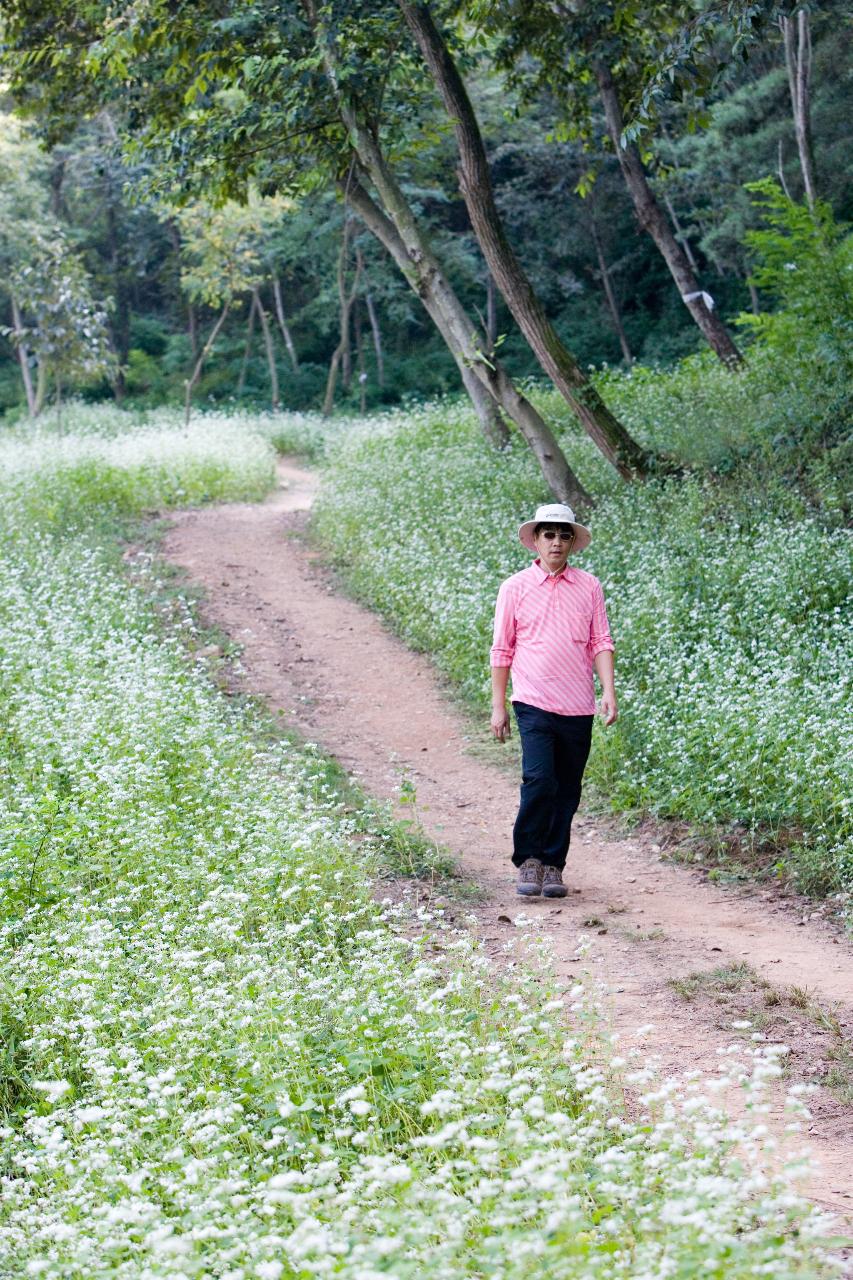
0, 0, 850, 419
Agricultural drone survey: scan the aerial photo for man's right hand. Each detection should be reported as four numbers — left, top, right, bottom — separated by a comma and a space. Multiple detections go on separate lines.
491, 707, 511, 742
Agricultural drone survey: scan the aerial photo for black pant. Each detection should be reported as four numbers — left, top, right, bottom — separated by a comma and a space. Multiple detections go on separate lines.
512, 702, 593, 870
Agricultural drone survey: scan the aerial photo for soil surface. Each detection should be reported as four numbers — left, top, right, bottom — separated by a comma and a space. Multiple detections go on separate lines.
162, 457, 853, 1219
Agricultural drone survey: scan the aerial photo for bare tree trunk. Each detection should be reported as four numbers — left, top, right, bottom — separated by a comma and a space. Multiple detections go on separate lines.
658, 124, 700, 274
34, 361, 48, 417
166, 218, 199, 362
103, 163, 128, 404
400, 0, 651, 479
237, 295, 257, 396
355, 303, 367, 413
339, 217, 354, 393
187, 303, 199, 361
323, 232, 363, 416
782, 11, 817, 209
486, 272, 498, 351
305, 4, 519, 456
362, 268, 385, 390
271, 277, 300, 370
185, 302, 231, 425
661, 191, 699, 273
777, 139, 793, 200
346, 176, 585, 501
10, 297, 36, 416
594, 62, 743, 368
254, 288, 280, 412
590, 221, 633, 364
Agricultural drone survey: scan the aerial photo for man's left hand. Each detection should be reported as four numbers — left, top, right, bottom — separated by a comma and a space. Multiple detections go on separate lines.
599, 693, 618, 726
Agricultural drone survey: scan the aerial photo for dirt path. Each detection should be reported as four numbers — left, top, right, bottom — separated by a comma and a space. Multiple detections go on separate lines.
162, 458, 853, 1217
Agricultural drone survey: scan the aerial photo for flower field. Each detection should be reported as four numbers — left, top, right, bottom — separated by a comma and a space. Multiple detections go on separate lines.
313, 394, 852, 900
0, 411, 841, 1275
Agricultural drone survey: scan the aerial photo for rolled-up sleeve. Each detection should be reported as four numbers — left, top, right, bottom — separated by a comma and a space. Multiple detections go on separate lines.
490, 581, 516, 667
588, 579, 615, 659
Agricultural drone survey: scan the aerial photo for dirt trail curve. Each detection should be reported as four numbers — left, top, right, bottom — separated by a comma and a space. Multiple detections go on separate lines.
163, 458, 853, 1217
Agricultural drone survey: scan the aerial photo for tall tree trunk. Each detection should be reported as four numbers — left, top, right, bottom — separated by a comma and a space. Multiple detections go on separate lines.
355, 303, 367, 413
185, 302, 231, 425
254, 288, 280, 412
777, 139, 793, 200
237, 294, 257, 396
590, 220, 633, 364
662, 191, 699, 273
347, 177, 584, 501
400, 0, 649, 479
104, 166, 128, 404
187, 302, 199, 361
271, 277, 300, 370
339, 217, 354, 393
34, 360, 48, 417
323, 231, 363, 416
9, 297, 37, 416
306, 4, 518, 454
659, 124, 700, 273
486, 272, 498, 351
362, 267, 386, 390
166, 217, 198, 361
594, 62, 743, 368
782, 11, 817, 210
48, 153, 67, 221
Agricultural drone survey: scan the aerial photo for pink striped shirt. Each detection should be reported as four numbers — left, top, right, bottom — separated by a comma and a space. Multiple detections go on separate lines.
490, 560, 614, 715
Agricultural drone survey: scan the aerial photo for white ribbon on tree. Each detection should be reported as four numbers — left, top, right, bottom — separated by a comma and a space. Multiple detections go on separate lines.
682, 290, 715, 311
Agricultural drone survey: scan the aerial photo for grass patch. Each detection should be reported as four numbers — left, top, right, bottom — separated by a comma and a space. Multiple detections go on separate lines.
670, 963, 758, 1001
670, 964, 853, 1107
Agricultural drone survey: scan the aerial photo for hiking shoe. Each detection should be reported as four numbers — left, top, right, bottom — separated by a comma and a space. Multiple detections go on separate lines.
516, 858, 544, 896
542, 866, 568, 898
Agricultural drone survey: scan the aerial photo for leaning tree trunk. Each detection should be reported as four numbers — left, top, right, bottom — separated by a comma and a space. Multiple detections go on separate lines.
272, 277, 300, 370
237, 294, 257, 396
34, 361, 48, 417
590, 221, 633, 364
323, 223, 363, 416
185, 301, 231, 425
782, 11, 817, 210
354, 303, 367, 413
308, 0, 582, 496
399, 0, 650, 480
361, 267, 385, 390
595, 61, 743, 368
347, 178, 585, 502
254, 289, 280, 412
9, 297, 36, 416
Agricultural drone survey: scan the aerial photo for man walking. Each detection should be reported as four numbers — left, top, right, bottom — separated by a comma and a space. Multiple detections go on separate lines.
490, 504, 617, 898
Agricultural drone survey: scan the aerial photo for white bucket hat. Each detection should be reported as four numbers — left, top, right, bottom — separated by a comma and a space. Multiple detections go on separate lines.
517, 503, 591, 553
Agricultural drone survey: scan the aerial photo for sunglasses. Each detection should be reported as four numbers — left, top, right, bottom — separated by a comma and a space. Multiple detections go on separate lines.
539, 528, 574, 542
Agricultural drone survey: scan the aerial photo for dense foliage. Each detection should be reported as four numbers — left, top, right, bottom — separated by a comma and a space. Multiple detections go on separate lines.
0, 5, 850, 417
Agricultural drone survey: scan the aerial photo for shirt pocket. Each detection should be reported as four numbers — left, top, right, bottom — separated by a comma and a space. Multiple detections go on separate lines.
566, 611, 592, 645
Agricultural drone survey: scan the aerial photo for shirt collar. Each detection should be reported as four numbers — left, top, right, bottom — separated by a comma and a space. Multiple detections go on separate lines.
531, 558, 574, 583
